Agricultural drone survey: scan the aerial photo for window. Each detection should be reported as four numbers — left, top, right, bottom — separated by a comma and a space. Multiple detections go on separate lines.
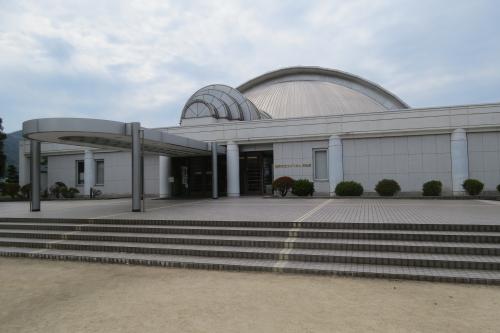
313, 149, 328, 181
76, 160, 84, 185
95, 160, 104, 185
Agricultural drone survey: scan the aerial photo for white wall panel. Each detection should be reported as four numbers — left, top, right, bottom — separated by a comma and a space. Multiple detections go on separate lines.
343, 134, 452, 193
468, 132, 500, 191
48, 151, 160, 196
273, 140, 329, 195
47, 154, 83, 190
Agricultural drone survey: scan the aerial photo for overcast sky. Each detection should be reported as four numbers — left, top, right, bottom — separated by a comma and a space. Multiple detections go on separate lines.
1, 0, 500, 132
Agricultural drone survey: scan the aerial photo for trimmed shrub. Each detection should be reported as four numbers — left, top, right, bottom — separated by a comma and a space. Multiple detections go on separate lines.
462, 179, 484, 196
375, 179, 401, 196
2, 182, 20, 198
61, 187, 79, 198
272, 176, 295, 197
335, 181, 364, 196
292, 179, 315, 196
497, 184, 500, 193
91, 188, 102, 197
20, 183, 31, 199
49, 182, 67, 198
422, 180, 442, 196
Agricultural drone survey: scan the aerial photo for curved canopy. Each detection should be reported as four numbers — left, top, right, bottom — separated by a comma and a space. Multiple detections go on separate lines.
237, 66, 409, 119
181, 84, 271, 124
23, 118, 224, 156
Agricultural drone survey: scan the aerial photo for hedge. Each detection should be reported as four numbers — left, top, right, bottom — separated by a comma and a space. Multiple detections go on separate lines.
462, 179, 484, 196
292, 179, 315, 196
422, 180, 442, 196
375, 179, 401, 196
272, 176, 295, 197
335, 181, 364, 196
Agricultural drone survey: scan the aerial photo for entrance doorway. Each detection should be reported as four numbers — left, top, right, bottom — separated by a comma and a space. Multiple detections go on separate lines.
240, 151, 273, 195
171, 156, 226, 197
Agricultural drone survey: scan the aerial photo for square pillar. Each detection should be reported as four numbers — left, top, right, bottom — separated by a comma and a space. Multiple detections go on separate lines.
212, 142, 218, 199
131, 122, 142, 212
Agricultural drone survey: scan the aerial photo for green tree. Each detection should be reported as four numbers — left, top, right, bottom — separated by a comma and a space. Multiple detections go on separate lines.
0, 118, 6, 178
6, 165, 18, 184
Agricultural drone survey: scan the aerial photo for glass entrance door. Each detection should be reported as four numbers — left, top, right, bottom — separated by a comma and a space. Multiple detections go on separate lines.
240, 151, 273, 195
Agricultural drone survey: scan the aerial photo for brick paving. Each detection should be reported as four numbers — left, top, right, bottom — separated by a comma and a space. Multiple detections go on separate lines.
1, 197, 499, 224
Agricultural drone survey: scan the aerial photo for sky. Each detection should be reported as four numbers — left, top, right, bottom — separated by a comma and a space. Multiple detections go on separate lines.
1, 0, 500, 133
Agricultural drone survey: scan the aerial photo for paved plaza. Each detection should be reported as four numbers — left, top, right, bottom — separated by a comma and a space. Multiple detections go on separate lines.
1, 197, 500, 224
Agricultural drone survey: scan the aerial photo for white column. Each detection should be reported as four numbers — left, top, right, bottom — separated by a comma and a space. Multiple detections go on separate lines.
328, 135, 344, 196
18, 140, 30, 186
159, 155, 171, 199
451, 128, 469, 195
84, 149, 95, 197
30, 140, 41, 211
226, 141, 240, 197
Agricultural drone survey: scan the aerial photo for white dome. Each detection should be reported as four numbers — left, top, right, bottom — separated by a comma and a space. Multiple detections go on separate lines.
238, 66, 409, 119
243, 80, 389, 118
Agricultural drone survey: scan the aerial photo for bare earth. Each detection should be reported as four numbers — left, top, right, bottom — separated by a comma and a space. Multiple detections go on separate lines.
0, 258, 499, 333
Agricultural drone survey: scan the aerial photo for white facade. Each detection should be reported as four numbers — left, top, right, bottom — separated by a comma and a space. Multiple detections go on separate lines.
343, 134, 452, 193
468, 132, 500, 191
18, 67, 500, 197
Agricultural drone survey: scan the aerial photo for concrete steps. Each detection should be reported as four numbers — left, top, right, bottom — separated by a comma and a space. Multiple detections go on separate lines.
1, 246, 499, 284
0, 223, 499, 242
0, 218, 499, 284
1, 237, 500, 270
2, 217, 500, 231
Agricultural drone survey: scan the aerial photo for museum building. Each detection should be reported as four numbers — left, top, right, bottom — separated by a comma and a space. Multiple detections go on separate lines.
19, 66, 500, 209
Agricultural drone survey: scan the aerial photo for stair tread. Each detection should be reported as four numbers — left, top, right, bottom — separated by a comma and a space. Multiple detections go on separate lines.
1, 237, 500, 262
1, 229, 500, 248
0, 224, 498, 236
1, 246, 499, 281
2, 219, 499, 228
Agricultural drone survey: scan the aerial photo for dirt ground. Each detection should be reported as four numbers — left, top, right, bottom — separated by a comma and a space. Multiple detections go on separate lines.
0, 258, 499, 333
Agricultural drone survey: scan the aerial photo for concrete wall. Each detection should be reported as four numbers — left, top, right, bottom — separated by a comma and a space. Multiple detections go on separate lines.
47, 152, 160, 195
164, 103, 500, 144
273, 140, 329, 195
47, 154, 82, 190
468, 132, 500, 191
343, 135, 452, 193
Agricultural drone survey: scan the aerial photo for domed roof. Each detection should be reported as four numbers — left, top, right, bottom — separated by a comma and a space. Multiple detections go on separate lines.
237, 66, 409, 119
180, 84, 270, 125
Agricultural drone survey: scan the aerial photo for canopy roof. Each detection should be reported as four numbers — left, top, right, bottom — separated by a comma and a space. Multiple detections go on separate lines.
23, 118, 224, 156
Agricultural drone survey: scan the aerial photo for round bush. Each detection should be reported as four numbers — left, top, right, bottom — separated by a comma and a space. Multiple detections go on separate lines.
375, 179, 401, 196
20, 183, 31, 199
497, 184, 500, 193
2, 182, 20, 198
292, 179, 315, 196
272, 176, 295, 197
335, 181, 364, 196
462, 179, 484, 195
61, 187, 80, 198
49, 182, 67, 199
422, 180, 442, 196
